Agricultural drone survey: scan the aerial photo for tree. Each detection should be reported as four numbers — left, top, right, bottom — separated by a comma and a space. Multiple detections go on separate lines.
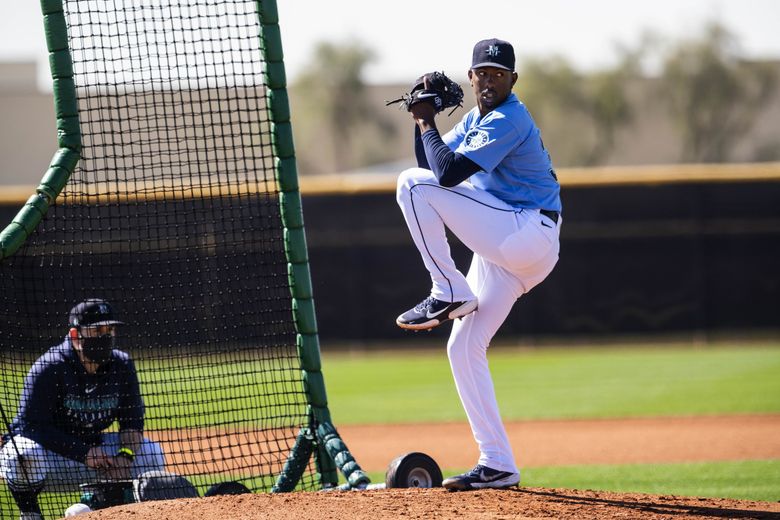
290, 40, 396, 175
516, 53, 635, 166
660, 22, 777, 162
583, 49, 641, 165
515, 56, 590, 166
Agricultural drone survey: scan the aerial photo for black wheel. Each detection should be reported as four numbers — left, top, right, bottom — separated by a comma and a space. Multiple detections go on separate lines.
385, 452, 443, 488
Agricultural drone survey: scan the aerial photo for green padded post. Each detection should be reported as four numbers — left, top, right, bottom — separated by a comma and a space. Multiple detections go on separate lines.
0, 0, 81, 261
302, 371, 327, 408
271, 122, 295, 158
284, 228, 308, 264
271, 428, 315, 492
280, 191, 304, 229
275, 157, 299, 192
292, 299, 318, 335
12, 195, 50, 235
316, 423, 370, 489
258, 0, 368, 491
268, 89, 291, 122
288, 263, 313, 300
0, 225, 28, 261
297, 335, 321, 372
314, 435, 339, 488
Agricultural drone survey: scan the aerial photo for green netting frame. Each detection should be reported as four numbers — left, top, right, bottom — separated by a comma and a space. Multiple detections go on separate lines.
0, 1, 366, 518
0, 0, 80, 261
259, 0, 367, 492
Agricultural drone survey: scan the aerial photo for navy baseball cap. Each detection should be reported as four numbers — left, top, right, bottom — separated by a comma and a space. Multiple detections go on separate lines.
69, 299, 124, 328
471, 38, 515, 71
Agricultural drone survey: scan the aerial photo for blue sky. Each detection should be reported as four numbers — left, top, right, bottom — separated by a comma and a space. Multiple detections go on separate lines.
2, 0, 779, 85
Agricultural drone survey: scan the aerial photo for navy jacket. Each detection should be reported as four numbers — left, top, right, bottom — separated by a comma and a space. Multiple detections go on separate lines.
9, 337, 144, 463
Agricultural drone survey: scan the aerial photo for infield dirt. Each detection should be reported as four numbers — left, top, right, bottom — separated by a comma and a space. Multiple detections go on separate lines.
340, 414, 780, 471
81, 415, 780, 519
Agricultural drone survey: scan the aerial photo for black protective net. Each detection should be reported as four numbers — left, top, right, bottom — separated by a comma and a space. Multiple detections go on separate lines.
1, 1, 319, 518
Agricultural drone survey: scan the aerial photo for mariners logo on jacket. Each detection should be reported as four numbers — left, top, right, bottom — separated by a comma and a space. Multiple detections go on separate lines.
464, 129, 490, 150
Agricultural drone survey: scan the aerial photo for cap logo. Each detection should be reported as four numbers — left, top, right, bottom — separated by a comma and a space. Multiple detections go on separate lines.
486, 45, 501, 58
99, 303, 110, 315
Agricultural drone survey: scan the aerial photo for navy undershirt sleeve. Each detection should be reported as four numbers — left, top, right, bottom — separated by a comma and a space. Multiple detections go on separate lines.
420, 129, 481, 187
414, 125, 430, 169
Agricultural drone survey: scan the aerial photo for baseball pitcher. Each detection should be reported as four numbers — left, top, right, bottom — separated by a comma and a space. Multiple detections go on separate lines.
392, 38, 562, 490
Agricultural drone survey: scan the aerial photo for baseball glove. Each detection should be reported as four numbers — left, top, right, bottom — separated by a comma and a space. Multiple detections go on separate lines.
385, 71, 464, 116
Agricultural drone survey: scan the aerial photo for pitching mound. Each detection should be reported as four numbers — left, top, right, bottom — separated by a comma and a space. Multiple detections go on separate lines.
75, 487, 780, 520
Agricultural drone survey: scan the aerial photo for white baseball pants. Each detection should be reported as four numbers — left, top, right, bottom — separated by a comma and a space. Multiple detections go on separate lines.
0, 434, 165, 492
397, 167, 561, 473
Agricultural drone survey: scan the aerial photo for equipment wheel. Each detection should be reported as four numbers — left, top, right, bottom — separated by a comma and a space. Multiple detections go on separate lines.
385, 452, 442, 488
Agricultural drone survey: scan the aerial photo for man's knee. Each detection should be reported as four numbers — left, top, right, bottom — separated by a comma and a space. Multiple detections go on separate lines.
0, 437, 48, 489
447, 318, 493, 365
447, 327, 480, 365
133, 439, 166, 475
397, 167, 436, 202
446, 339, 468, 366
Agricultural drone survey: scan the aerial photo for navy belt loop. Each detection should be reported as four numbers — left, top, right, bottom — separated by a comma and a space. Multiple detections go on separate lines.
540, 209, 559, 224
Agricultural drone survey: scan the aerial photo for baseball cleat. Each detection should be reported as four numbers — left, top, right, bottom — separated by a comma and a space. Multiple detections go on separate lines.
442, 465, 520, 491
396, 296, 477, 331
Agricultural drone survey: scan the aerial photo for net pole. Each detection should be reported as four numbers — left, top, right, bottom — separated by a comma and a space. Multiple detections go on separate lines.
0, 0, 80, 261
257, 0, 369, 490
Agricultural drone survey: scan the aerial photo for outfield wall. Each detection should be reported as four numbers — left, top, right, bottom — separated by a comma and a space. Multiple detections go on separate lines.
2, 163, 779, 345
297, 163, 780, 343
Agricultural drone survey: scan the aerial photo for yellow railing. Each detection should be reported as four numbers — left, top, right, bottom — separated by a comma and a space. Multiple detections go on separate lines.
2, 162, 779, 203
299, 161, 780, 195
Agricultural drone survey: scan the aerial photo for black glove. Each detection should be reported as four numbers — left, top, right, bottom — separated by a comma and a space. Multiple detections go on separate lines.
386, 71, 464, 116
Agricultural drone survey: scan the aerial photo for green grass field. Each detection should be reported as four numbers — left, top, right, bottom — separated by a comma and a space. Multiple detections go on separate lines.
5, 343, 777, 426
322, 342, 780, 501
521, 459, 780, 502
2, 342, 778, 503
322, 343, 780, 423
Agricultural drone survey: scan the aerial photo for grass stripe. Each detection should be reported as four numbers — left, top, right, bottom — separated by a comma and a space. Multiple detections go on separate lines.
323, 344, 780, 424
521, 459, 780, 502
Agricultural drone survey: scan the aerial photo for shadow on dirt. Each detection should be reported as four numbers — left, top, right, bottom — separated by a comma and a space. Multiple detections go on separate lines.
518, 488, 780, 519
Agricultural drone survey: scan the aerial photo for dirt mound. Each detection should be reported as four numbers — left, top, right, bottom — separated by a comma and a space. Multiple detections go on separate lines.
73, 487, 780, 520
61, 416, 780, 519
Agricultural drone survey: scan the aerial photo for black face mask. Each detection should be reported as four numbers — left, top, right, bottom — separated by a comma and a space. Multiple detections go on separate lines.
80, 334, 115, 365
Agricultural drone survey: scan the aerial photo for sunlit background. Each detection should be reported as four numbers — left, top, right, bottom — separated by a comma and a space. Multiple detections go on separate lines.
5, 0, 780, 180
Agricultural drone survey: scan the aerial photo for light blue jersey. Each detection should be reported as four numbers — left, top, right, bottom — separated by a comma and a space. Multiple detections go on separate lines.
442, 93, 561, 212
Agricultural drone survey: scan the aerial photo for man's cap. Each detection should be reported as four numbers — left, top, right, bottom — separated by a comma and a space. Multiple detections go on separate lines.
69, 299, 124, 328
471, 38, 515, 71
